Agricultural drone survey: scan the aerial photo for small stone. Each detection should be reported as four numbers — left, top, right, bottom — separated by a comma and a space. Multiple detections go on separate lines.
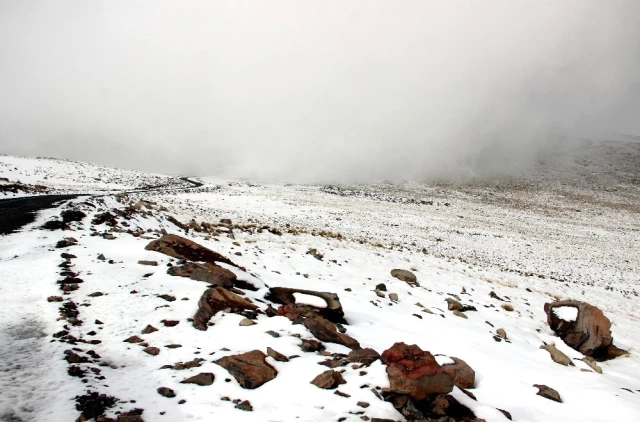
124, 336, 144, 343
265, 330, 280, 338
388, 293, 398, 301
162, 320, 180, 327
141, 325, 158, 334
47, 296, 63, 302
446, 298, 464, 311
453, 310, 468, 319
157, 387, 175, 398
581, 356, 603, 374
165, 344, 182, 349
158, 294, 176, 302
180, 372, 214, 386
267, 347, 289, 362
497, 328, 507, 339
334, 390, 350, 398
143, 347, 160, 356
310, 370, 346, 389
239, 318, 256, 326
357, 401, 370, 408
534, 384, 562, 402
540, 344, 574, 366
234, 400, 253, 411
138, 260, 158, 266
375, 283, 387, 292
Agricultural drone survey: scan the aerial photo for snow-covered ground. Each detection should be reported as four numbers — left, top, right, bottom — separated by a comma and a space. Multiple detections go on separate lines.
0, 145, 638, 422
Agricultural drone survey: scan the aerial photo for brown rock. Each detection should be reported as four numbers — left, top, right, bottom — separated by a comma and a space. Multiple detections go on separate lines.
267, 347, 289, 362
143, 347, 160, 356
380, 342, 454, 401
310, 370, 347, 389
141, 325, 158, 334
124, 335, 143, 343
234, 400, 253, 411
540, 344, 574, 366
445, 298, 463, 311
138, 260, 158, 266
300, 339, 325, 352
162, 319, 180, 327
180, 372, 214, 386
157, 387, 175, 398
266, 287, 346, 324
544, 300, 625, 360
533, 384, 562, 402
215, 350, 277, 389
145, 234, 241, 268
303, 317, 360, 350
347, 348, 381, 365
441, 357, 475, 389
390, 269, 419, 286
193, 287, 258, 331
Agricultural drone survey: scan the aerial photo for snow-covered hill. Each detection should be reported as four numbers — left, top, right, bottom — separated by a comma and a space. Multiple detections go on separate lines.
0, 146, 638, 422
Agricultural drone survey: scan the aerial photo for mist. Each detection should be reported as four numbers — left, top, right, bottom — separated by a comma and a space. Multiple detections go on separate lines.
1, 1, 639, 182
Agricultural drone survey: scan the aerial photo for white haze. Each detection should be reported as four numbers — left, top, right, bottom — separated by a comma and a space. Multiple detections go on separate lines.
1, 1, 639, 182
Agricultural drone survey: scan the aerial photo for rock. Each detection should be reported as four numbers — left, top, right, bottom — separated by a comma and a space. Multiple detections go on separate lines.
376, 283, 387, 292
441, 357, 475, 389
581, 356, 603, 374
303, 317, 360, 349
47, 296, 63, 302
124, 336, 144, 343
138, 260, 158, 266
390, 269, 419, 286
533, 384, 562, 402
267, 347, 289, 362
306, 248, 324, 260
180, 372, 214, 386
141, 325, 158, 334
380, 342, 454, 400
143, 347, 160, 356
266, 287, 346, 324
453, 310, 468, 319
375, 290, 385, 298
215, 350, 277, 389
193, 287, 258, 330
496, 328, 507, 340
540, 344, 574, 366
157, 387, 175, 398
145, 234, 241, 268
357, 401, 370, 408
445, 298, 463, 311
239, 318, 256, 326
162, 319, 179, 327
300, 339, 325, 352
310, 370, 347, 389
234, 400, 253, 411
158, 294, 176, 302
347, 348, 381, 366
388, 293, 399, 301
544, 300, 626, 360
265, 330, 280, 338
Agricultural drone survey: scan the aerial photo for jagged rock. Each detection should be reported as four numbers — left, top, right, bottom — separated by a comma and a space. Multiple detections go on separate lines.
303, 316, 360, 349
310, 370, 346, 389
390, 269, 419, 286
141, 325, 158, 334
138, 260, 158, 266
544, 300, 627, 360
157, 387, 175, 398
234, 400, 253, 411
267, 347, 289, 362
441, 357, 475, 389
124, 336, 144, 343
193, 287, 258, 330
215, 350, 277, 389
300, 339, 325, 352
180, 372, 214, 386
540, 344, 574, 366
145, 234, 241, 268
266, 287, 346, 324
143, 347, 160, 356
534, 384, 562, 402
380, 342, 454, 400
347, 348, 380, 365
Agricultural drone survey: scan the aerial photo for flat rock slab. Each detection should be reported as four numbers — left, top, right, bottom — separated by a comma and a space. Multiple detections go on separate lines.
181, 372, 214, 386
215, 350, 277, 389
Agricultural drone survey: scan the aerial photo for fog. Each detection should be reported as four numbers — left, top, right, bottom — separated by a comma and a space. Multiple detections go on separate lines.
1, 1, 639, 182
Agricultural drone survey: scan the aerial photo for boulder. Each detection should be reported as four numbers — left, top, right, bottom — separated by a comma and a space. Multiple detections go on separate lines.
266, 287, 346, 324
303, 317, 360, 350
544, 300, 626, 360
441, 357, 475, 389
310, 370, 346, 389
193, 287, 258, 330
381, 342, 454, 401
145, 234, 241, 269
390, 269, 419, 286
215, 350, 277, 389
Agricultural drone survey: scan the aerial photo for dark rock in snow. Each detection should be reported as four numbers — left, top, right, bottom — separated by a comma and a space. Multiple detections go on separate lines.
215, 350, 277, 389
180, 372, 214, 386
157, 387, 176, 398
310, 370, 347, 389
145, 234, 242, 268
390, 269, 419, 286
193, 287, 258, 331
267, 287, 346, 324
534, 384, 562, 402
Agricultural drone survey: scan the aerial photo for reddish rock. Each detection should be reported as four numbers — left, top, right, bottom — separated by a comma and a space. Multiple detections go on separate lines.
124, 336, 143, 343
141, 325, 158, 334
193, 287, 258, 331
215, 350, 277, 389
303, 316, 360, 350
544, 300, 626, 360
441, 357, 475, 389
266, 347, 289, 362
145, 234, 241, 268
380, 342, 454, 401
310, 370, 347, 389
143, 347, 160, 356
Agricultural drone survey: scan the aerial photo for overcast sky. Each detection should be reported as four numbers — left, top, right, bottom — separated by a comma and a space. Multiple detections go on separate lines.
1, 1, 639, 182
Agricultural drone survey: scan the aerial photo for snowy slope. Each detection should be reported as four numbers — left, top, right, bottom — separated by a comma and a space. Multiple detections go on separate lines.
0, 150, 639, 422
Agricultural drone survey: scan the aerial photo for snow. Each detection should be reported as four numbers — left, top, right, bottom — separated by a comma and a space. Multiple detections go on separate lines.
1, 154, 639, 421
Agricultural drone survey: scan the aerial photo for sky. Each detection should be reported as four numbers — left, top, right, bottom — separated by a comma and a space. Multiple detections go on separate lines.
1, 1, 639, 182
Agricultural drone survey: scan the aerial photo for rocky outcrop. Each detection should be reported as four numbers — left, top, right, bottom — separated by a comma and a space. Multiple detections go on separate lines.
193, 287, 258, 330
266, 287, 346, 324
441, 357, 475, 389
168, 262, 236, 287
544, 300, 628, 360
380, 342, 454, 401
145, 234, 241, 269
215, 350, 277, 389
